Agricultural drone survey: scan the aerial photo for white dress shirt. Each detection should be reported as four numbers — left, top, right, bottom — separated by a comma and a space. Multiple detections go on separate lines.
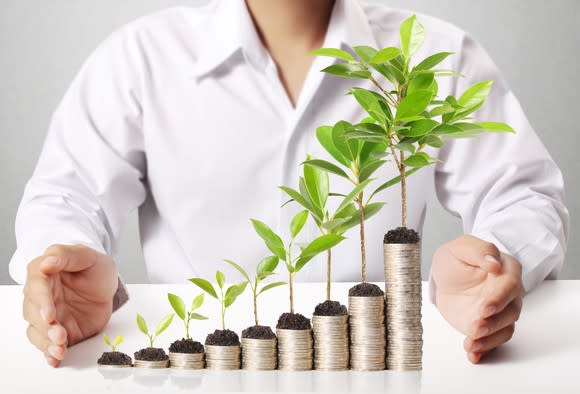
9, 0, 569, 299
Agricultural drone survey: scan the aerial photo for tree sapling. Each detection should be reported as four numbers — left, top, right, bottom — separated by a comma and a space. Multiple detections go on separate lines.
134, 313, 174, 368
97, 334, 132, 368
167, 293, 207, 367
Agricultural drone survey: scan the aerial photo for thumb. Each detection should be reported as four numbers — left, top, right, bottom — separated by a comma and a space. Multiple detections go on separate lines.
448, 235, 503, 275
39, 245, 100, 275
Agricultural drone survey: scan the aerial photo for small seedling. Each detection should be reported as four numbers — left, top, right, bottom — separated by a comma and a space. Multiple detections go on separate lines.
225, 256, 286, 326
167, 293, 208, 340
251, 211, 344, 314
136, 313, 175, 348
189, 271, 248, 330
103, 333, 124, 352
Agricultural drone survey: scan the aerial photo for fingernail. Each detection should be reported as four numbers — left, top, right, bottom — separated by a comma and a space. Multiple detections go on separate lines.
472, 342, 483, 352
477, 326, 489, 337
48, 345, 61, 359
484, 255, 501, 265
41, 256, 58, 268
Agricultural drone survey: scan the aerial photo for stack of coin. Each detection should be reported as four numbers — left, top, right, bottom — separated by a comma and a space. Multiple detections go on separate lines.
134, 359, 169, 369
205, 345, 241, 370
384, 242, 423, 371
168, 352, 205, 369
276, 329, 313, 371
312, 315, 349, 371
349, 295, 386, 371
241, 338, 277, 370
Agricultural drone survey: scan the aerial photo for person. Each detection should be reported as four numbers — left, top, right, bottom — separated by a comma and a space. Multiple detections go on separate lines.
11, 0, 568, 368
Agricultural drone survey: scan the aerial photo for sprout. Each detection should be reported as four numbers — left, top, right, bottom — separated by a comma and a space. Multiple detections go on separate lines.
189, 271, 248, 330
136, 313, 175, 348
167, 293, 208, 340
224, 257, 286, 326
103, 333, 124, 352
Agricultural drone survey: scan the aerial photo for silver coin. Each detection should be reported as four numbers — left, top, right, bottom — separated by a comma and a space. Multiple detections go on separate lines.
205, 345, 241, 370
312, 315, 350, 371
134, 359, 169, 369
241, 338, 277, 370
348, 295, 386, 371
276, 328, 313, 371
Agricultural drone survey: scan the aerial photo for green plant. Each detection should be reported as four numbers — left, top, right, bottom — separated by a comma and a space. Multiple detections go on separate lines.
251, 211, 344, 314
311, 15, 514, 229
281, 156, 384, 298
189, 271, 248, 330
167, 292, 208, 340
136, 313, 175, 348
224, 257, 286, 326
103, 333, 124, 352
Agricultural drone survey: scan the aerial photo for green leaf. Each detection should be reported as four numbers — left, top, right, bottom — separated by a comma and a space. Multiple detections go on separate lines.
400, 15, 425, 57
155, 313, 175, 337
458, 80, 493, 108
349, 88, 387, 123
413, 52, 454, 72
316, 126, 349, 166
475, 122, 515, 133
344, 132, 387, 144
353, 45, 378, 63
114, 335, 123, 348
301, 159, 349, 179
189, 312, 208, 320
251, 219, 287, 260
278, 185, 322, 222
424, 134, 444, 148
304, 158, 329, 209
309, 48, 355, 61
335, 178, 375, 217
290, 210, 309, 238
432, 123, 463, 134
298, 177, 324, 222
396, 141, 416, 153
359, 160, 387, 182
383, 63, 406, 84
406, 73, 435, 96
321, 63, 371, 79
224, 281, 248, 308
167, 293, 186, 320
103, 334, 111, 347
370, 47, 402, 63
403, 152, 432, 168
136, 314, 148, 336
370, 168, 420, 199
430, 105, 455, 116
400, 119, 439, 137
332, 120, 358, 162
333, 202, 386, 234
258, 281, 287, 296
296, 234, 346, 272
189, 278, 218, 299
257, 256, 279, 275
216, 271, 225, 289
224, 259, 250, 283
191, 293, 205, 311
396, 90, 433, 120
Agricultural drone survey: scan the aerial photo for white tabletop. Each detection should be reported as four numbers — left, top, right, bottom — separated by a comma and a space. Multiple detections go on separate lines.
0, 281, 578, 393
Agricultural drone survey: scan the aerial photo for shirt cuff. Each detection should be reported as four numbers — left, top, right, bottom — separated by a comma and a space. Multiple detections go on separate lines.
112, 276, 129, 312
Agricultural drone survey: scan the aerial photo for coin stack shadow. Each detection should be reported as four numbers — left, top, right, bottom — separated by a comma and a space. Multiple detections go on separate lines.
348, 296, 386, 371
276, 329, 313, 371
205, 345, 241, 370
384, 242, 423, 371
168, 352, 205, 369
242, 338, 277, 370
312, 315, 349, 371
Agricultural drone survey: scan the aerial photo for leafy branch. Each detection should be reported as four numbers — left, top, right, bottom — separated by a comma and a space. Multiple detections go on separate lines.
136, 313, 175, 348
103, 333, 124, 352
167, 293, 208, 340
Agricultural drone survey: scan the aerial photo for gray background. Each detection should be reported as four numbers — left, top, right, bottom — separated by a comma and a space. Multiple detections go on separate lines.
1, 0, 577, 284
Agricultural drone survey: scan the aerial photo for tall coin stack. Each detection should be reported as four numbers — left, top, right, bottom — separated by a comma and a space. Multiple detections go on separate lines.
312, 315, 349, 371
348, 296, 386, 371
383, 242, 423, 371
276, 329, 313, 371
205, 345, 241, 370
242, 338, 277, 370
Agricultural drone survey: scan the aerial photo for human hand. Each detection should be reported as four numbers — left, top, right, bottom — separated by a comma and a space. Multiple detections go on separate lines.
432, 235, 524, 364
23, 245, 118, 367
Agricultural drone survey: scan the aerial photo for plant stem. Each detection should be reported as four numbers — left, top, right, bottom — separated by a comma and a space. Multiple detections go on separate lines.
253, 288, 259, 326
185, 318, 190, 340
326, 248, 332, 301
400, 151, 407, 228
289, 272, 295, 314
368, 75, 398, 108
358, 194, 367, 283
149, 335, 153, 348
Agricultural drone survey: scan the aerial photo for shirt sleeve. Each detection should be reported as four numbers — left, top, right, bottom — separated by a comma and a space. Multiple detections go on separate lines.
428, 32, 569, 303
8, 28, 147, 295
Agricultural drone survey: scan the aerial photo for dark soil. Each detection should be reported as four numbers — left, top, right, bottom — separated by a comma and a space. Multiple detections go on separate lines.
383, 227, 421, 244
349, 283, 384, 297
242, 325, 276, 339
134, 347, 168, 361
169, 338, 204, 354
276, 312, 311, 330
97, 351, 132, 366
313, 300, 348, 316
205, 329, 240, 346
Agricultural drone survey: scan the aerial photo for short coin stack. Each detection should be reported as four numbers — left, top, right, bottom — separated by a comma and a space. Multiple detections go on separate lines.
168, 352, 205, 369
241, 338, 277, 370
134, 359, 169, 369
384, 242, 423, 371
205, 345, 241, 370
349, 296, 386, 371
276, 329, 313, 371
312, 315, 349, 371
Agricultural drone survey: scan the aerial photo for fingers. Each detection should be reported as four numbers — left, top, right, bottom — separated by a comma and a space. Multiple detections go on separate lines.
27, 324, 67, 361
447, 235, 503, 275
42, 244, 100, 275
470, 298, 522, 339
465, 324, 515, 354
24, 257, 58, 324
479, 256, 523, 318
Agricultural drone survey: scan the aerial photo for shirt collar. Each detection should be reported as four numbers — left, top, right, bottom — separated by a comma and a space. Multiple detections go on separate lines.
192, 0, 379, 79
